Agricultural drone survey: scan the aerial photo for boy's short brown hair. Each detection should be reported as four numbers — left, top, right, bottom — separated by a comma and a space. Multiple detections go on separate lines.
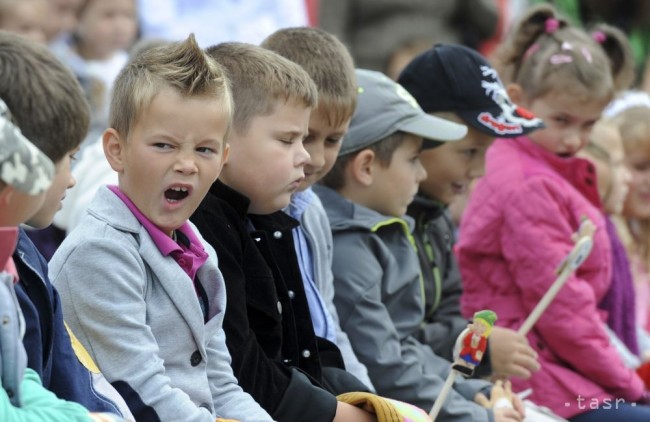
111, 34, 233, 140
205, 42, 318, 134
320, 131, 407, 190
0, 31, 89, 162
261, 27, 356, 128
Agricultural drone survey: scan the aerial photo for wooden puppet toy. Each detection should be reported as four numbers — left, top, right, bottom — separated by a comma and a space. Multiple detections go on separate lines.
429, 310, 497, 420
452, 310, 497, 376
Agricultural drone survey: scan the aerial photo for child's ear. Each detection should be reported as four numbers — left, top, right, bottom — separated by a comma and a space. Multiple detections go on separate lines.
348, 149, 375, 187
221, 142, 230, 166
506, 83, 524, 105
103, 128, 126, 173
0, 185, 14, 207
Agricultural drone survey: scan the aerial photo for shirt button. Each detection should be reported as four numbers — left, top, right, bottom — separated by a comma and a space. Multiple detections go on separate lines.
302, 349, 311, 358
179, 258, 186, 266
288, 290, 295, 299
277, 301, 283, 315
273, 231, 282, 239
190, 350, 202, 366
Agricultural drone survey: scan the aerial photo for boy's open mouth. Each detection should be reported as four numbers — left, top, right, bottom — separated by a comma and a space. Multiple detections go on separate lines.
165, 187, 189, 202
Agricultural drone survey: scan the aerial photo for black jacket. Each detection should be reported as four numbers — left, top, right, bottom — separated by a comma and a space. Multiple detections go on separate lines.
191, 181, 366, 422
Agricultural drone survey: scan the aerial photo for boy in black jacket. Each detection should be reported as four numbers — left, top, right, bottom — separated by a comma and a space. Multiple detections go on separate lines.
190, 42, 376, 422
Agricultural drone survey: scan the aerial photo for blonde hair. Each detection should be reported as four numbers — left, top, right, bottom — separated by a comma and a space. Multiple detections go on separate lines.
609, 106, 650, 265
261, 27, 356, 129
494, 4, 633, 103
110, 34, 233, 140
205, 42, 318, 134
582, 119, 619, 201
474, 318, 494, 337
611, 106, 650, 158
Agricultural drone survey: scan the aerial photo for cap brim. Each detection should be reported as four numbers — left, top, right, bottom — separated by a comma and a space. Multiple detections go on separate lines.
457, 106, 545, 138
397, 113, 467, 149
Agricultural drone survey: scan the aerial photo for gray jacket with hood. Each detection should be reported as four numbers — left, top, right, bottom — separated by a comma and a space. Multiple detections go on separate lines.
295, 188, 375, 390
314, 184, 493, 422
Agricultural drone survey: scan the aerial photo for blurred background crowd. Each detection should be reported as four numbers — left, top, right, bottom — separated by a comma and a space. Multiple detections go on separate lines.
5, 0, 650, 154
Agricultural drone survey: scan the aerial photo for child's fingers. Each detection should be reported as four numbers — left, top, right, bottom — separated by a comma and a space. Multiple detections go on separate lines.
503, 380, 513, 401
515, 351, 540, 374
474, 392, 491, 408
507, 343, 540, 378
511, 394, 526, 419
494, 407, 524, 422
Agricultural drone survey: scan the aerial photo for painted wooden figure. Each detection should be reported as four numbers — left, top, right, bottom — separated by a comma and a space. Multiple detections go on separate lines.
452, 310, 497, 376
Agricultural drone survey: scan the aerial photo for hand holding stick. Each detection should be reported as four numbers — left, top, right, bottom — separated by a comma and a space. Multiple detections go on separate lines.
517, 218, 596, 336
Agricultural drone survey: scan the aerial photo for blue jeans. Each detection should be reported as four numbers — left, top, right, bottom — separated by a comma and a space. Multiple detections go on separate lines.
569, 403, 650, 422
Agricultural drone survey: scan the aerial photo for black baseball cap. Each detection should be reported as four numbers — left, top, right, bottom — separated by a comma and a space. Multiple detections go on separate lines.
398, 44, 544, 137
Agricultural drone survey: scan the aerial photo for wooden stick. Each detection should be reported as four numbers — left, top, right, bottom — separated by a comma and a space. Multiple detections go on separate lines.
429, 370, 457, 420
517, 219, 595, 336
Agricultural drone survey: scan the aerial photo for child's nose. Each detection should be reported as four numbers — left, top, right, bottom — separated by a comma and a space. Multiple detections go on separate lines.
564, 132, 583, 152
623, 167, 633, 186
68, 174, 76, 190
468, 158, 487, 180
416, 160, 427, 183
308, 143, 325, 170
296, 142, 311, 167
174, 153, 198, 174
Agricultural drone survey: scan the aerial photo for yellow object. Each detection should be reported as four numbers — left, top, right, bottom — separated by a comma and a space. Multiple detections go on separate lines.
64, 322, 101, 373
337, 392, 431, 422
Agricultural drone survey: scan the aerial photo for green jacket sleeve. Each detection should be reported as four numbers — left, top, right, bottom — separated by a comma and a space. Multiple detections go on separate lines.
1, 368, 92, 422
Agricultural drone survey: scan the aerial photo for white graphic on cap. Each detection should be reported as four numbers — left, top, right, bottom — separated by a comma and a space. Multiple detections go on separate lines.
477, 65, 543, 135
396, 83, 420, 109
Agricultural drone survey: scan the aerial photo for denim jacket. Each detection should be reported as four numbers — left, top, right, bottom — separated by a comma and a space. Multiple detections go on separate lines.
14, 228, 131, 417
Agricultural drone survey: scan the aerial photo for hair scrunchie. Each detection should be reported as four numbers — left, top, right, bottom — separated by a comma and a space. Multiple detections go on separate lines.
592, 31, 607, 44
545, 18, 560, 33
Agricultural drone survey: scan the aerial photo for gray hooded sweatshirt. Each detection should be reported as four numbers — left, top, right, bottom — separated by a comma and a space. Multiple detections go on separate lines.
314, 184, 493, 422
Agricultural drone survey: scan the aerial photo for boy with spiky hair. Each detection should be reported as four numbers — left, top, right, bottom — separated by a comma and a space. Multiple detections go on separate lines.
261, 26, 374, 391
50, 35, 273, 422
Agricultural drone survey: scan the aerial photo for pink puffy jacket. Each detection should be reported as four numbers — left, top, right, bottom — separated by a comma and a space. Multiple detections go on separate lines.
457, 137, 644, 418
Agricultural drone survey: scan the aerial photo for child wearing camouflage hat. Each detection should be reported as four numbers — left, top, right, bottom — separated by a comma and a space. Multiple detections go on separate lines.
0, 32, 133, 419
0, 97, 125, 422
0, 98, 53, 226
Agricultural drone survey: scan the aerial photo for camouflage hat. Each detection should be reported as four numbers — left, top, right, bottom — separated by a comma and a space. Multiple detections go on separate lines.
0, 98, 54, 195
